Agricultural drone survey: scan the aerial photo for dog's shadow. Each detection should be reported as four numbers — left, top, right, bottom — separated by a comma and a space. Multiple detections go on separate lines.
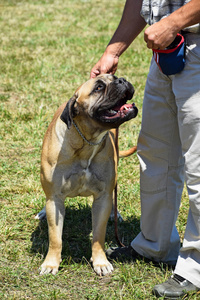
30, 202, 140, 264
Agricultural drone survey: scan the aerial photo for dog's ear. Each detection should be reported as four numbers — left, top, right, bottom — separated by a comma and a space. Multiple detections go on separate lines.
60, 94, 79, 129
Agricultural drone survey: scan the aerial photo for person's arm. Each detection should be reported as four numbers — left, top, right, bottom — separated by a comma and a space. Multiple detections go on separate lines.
90, 0, 146, 78
144, 0, 200, 50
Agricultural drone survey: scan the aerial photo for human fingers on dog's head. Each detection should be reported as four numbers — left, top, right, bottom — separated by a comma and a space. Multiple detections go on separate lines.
90, 66, 101, 78
90, 53, 119, 79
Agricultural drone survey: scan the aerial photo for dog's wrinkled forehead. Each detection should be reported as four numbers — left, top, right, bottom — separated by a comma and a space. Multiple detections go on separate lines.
76, 74, 116, 102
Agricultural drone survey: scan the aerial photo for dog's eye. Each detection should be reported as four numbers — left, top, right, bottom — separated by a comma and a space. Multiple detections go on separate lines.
95, 83, 105, 92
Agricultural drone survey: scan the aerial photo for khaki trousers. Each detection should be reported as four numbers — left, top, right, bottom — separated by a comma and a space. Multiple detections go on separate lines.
131, 32, 200, 288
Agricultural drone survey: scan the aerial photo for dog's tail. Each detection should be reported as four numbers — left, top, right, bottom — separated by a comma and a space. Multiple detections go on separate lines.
119, 146, 137, 158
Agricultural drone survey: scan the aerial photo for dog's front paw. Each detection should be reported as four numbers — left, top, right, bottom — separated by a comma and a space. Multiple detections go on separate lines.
40, 258, 60, 275
92, 258, 114, 276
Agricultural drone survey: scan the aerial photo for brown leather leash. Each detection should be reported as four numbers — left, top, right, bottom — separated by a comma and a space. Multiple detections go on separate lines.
114, 127, 125, 247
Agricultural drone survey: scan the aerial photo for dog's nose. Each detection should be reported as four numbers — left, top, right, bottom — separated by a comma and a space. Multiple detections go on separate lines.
115, 78, 126, 85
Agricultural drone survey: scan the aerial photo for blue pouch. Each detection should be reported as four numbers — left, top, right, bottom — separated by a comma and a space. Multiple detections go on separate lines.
153, 33, 186, 75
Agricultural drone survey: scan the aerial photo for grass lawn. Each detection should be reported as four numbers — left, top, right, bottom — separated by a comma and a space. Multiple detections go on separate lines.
0, 0, 198, 299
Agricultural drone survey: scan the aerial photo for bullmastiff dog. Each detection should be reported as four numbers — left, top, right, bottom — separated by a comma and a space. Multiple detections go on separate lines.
39, 74, 138, 276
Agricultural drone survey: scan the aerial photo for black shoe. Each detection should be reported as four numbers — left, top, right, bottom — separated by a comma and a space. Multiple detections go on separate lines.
106, 245, 140, 261
106, 246, 176, 270
152, 274, 199, 299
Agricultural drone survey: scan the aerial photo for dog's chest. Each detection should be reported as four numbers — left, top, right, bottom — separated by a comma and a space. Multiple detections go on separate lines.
60, 159, 106, 197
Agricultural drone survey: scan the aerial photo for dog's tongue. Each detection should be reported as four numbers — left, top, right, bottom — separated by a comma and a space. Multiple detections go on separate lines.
119, 103, 134, 113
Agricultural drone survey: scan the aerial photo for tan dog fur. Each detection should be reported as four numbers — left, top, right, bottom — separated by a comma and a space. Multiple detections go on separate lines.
39, 74, 137, 276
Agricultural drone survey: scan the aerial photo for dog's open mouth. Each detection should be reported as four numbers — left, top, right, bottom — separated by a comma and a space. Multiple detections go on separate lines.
103, 101, 136, 119
97, 98, 138, 124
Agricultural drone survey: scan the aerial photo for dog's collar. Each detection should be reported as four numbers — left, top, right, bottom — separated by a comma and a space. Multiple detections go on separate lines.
72, 119, 108, 146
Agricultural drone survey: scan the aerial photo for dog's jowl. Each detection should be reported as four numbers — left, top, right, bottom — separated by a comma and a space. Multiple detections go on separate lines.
38, 74, 138, 276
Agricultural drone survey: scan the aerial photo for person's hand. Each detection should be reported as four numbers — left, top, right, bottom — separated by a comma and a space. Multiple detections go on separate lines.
90, 51, 119, 78
144, 0, 200, 49
144, 17, 178, 50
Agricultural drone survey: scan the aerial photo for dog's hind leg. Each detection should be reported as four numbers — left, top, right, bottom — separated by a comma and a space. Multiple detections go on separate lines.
109, 203, 123, 222
40, 197, 65, 275
91, 193, 114, 276
35, 206, 46, 220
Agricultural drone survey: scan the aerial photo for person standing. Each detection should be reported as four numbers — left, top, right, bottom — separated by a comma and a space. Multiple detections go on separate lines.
91, 0, 200, 298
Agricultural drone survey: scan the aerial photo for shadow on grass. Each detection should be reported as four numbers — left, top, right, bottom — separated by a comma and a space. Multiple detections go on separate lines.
30, 202, 140, 264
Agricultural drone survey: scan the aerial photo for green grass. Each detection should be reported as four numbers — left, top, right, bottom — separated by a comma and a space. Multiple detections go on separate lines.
0, 0, 198, 299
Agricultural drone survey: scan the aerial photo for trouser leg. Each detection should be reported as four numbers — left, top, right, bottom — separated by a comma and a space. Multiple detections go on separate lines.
131, 59, 185, 263
173, 33, 200, 288
132, 33, 200, 288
